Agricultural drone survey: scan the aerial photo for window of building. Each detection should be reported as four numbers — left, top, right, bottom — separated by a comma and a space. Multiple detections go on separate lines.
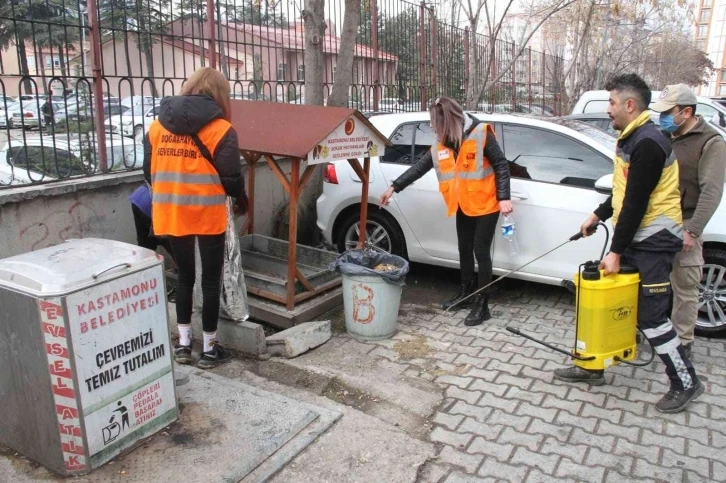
700, 8, 711, 23
697, 40, 708, 51
720, 84, 726, 96
698, 25, 709, 38
276, 63, 287, 81
703, 0, 712, 7
45, 56, 61, 68
297, 64, 305, 82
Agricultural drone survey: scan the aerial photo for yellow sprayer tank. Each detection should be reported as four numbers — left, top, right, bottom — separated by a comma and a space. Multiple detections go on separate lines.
573, 262, 640, 371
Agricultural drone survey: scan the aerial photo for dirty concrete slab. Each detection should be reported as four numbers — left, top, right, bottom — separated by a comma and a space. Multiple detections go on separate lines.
0, 364, 340, 483
213, 362, 435, 483
279, 334, 444, 419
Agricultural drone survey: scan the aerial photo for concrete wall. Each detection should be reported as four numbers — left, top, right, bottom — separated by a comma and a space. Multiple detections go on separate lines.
0, 159, 322, 260
0, 172, 143, 259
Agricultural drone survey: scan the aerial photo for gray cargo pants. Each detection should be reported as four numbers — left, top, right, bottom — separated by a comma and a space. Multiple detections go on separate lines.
670, 236, 704, 347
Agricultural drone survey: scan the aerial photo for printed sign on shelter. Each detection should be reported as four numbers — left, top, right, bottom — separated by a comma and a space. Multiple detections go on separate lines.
307, 116, 384, 165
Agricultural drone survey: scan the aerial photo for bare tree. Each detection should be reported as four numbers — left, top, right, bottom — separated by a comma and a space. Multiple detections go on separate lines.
327, 0, 361, 107
551, 0, 699, 111
460, 0, 576, 109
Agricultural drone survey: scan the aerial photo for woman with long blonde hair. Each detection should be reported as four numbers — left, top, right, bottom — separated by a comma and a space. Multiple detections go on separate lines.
380, 97, 512, 326
143, 67, 247, 368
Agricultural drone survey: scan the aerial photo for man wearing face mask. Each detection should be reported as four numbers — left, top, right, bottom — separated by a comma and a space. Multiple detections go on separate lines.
553, 74, 703, 414
651, 84, 726, 359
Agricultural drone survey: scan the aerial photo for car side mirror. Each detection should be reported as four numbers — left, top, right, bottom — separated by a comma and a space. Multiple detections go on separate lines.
594, 173, 613, 195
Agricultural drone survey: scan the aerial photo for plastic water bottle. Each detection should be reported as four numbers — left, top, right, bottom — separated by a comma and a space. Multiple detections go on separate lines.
501, 214, 519, 257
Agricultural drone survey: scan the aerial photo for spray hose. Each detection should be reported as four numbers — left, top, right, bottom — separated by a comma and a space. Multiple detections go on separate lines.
614, 328, 656, 366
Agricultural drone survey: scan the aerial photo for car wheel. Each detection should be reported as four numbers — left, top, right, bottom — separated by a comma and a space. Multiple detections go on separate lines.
335, 208, 406, 257
695, 247, 726, 337
134, 125, 143, 138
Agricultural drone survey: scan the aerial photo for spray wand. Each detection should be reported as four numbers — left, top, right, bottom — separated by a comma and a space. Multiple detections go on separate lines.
444, 224, 601, 313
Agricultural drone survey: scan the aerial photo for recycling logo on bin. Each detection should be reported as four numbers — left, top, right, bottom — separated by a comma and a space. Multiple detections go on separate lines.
66, 266, 176, 458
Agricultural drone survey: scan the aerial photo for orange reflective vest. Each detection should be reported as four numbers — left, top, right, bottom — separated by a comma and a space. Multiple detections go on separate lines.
149, 118, 231, 236
430, 123, 499, 217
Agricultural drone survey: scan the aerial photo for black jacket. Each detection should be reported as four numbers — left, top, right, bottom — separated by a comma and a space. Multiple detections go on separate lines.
391, 115, 511, 201
594, 121, 682, 254
143, 94, 244, 198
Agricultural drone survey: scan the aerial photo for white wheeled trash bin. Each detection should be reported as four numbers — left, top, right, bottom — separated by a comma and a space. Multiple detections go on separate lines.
0, 238, 178, 476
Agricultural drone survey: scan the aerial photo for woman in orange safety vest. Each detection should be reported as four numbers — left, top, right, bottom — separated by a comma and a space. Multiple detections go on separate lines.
143, 67, 247, 369
380, 97, 512, 326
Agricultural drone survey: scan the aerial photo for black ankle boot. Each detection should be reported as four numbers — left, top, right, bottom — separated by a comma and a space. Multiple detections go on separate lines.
464, 296, 491, 326
442, 282, 475, 311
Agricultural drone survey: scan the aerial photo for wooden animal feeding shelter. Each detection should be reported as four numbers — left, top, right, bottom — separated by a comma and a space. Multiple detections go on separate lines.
229, 101, 391, 327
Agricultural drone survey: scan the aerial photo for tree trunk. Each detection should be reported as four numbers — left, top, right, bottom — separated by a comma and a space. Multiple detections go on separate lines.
123, 30, 133, 78
218, 23, 229, 78
198, 16, 206, 67
139, 34, 159, 97
303, 0, 326, 105
567, 8, 581, 100
39, 50, 49, 95
327, 0, 359, 107
58, 46, 68, 79
18, 39, 33, 94
464, 24, 478, 109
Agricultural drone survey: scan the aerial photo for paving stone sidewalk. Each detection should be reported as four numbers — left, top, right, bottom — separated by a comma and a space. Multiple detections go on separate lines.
335, 283, 726, 482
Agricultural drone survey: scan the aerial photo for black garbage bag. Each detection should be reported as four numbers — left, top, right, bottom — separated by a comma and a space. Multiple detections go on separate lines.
330, 249, 409, 286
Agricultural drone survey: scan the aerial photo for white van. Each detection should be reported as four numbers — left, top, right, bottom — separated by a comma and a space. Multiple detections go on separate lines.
571, 90, 726, 128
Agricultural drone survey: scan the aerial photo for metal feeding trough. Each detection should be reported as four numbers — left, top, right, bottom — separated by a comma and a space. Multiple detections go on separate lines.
239, 235, 340, 303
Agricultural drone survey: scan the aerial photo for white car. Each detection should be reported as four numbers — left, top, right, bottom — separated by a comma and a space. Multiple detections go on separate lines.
572, 90, 726, 129
0, 135, 143, 185
105, 103, 159, 138
316, 112, 726, 335
121, 96, 159, 108
0, 101, 20, 128
12, 101, 64, 129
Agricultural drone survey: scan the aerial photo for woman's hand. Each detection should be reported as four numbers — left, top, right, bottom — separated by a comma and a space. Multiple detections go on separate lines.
380, 186, 395, 206
499, 200, 513, 215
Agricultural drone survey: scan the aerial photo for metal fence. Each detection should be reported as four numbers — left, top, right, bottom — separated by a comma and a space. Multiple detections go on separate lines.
0, 0, 565, 188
